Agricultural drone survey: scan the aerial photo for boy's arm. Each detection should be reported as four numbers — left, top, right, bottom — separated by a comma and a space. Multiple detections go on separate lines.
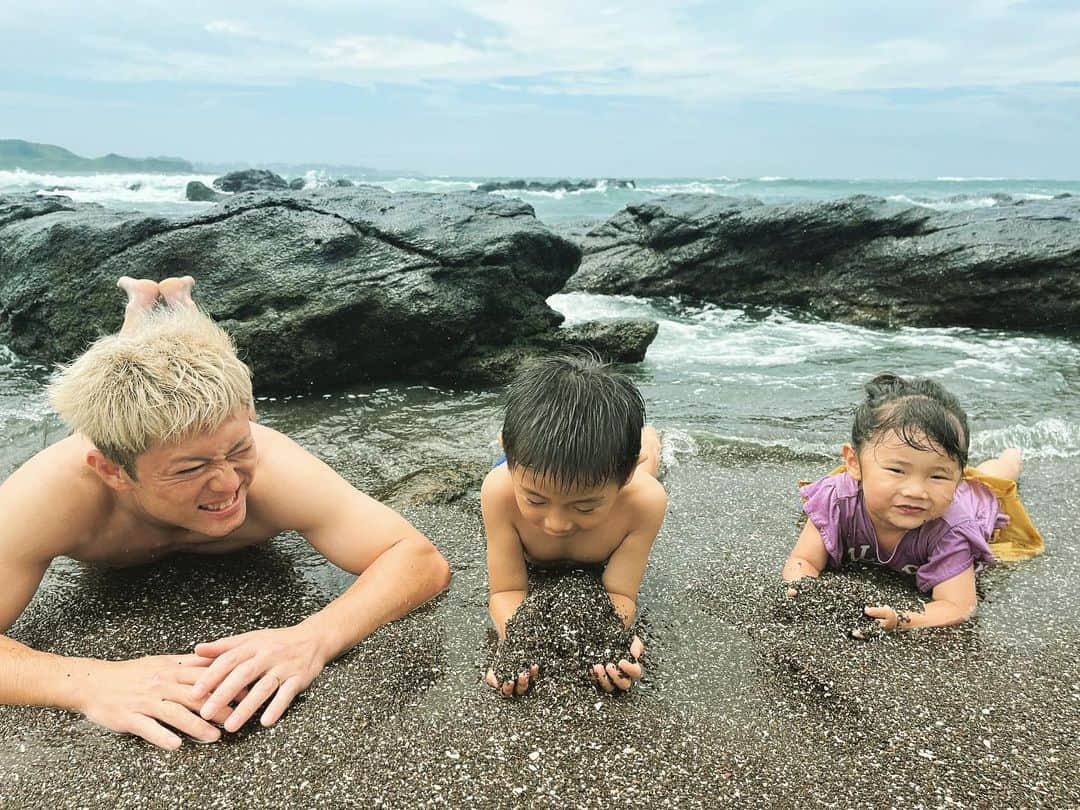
782, 520, 830, 582
865, 567, 978, 631
191, 425, 451, 731
481, 469, 529, 639
601, 479, 667, 628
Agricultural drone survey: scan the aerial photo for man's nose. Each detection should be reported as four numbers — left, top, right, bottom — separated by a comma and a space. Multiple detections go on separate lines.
208, 462, 241, 491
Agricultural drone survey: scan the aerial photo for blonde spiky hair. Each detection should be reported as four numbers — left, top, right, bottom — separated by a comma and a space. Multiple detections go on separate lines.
48, 305, 254, 477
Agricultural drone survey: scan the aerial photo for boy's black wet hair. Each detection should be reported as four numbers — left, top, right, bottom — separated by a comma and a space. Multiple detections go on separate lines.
851, 372, 970, 469
502, 352, 645, 490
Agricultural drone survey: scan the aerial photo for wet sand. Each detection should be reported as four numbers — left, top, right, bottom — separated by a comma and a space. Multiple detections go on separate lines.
0, 454, 1076, 808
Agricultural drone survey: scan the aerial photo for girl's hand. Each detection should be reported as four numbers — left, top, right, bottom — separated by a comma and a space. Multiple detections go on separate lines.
864, 605, 900, 630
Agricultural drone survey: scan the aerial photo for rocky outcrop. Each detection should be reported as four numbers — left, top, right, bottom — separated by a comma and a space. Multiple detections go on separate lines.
478, 179, 635, 193
185, 181, 228, 202
288, 177, 306, 190
212, 169, 289, 193
0, 189, 658, 391
567, 194, 1080, 333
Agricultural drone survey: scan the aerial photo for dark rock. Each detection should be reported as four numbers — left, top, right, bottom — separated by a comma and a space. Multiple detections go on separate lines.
288, 177, 306, 190
185, 180, 227, 202
567, 194, 1080, 333
454, 318, 659, 384
127, 182, 143, 192
0, 188, 651, 391
332, 178, 354, 187
212, 169, 289, 193
374, 464, 485, 508
477, 178, 635, 194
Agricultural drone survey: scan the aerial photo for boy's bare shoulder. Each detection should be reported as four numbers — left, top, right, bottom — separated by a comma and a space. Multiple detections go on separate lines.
622, 472, 667, 520
480, 464, 516, 511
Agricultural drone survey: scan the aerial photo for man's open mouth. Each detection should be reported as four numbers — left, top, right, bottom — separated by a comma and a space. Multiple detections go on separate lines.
199, 491, 240, 512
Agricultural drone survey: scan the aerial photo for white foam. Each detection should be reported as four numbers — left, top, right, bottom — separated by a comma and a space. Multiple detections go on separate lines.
886, 194, 1000, 211
0, 169, 218, 206
973, 418, 1080, 459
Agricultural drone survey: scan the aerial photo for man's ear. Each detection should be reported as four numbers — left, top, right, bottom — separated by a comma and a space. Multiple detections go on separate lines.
841, 444, 862, 481
86, 449, 134, 491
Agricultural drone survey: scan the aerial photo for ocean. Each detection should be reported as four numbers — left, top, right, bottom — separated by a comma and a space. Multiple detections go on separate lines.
1, 171, 1078, 478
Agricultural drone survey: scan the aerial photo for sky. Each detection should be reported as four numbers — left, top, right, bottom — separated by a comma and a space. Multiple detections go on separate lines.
2, 0, 1079, 177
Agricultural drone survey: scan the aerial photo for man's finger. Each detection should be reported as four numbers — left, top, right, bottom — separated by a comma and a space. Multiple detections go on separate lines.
224, 674, 281, 733
192, 649, 252, 699
200, 661, 261, 719
194, 634, 248, 658
154, 701, 220, 744
260, 677, 302, 727
174, 654, 217, 668
127, 715, 183, 750
629, 636, 645, 659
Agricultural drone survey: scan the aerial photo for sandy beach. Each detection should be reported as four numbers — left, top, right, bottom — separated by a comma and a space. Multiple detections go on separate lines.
1, 448, 1075, 808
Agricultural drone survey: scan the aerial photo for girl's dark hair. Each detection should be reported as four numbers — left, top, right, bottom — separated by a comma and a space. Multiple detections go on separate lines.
851, 372, 970, 469
502, 352, 645, 490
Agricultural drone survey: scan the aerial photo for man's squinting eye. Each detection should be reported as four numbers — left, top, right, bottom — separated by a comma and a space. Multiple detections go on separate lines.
176, 464, 205, 475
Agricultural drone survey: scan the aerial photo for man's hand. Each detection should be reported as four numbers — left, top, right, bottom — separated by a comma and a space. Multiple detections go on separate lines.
591, 635, 645, 693
485, 664, 540, 697
77, 654, 227, 750
192, 626, 325, 732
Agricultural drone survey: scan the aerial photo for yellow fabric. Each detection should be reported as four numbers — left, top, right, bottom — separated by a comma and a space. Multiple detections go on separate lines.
805, 464, 1044, 562
962, 466, 1044, 561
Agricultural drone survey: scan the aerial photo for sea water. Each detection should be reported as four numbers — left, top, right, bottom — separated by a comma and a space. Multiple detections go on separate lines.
1, 172, 1078, 479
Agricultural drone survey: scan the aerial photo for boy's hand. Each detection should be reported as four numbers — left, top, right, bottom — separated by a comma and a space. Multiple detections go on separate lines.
485, 664, 539, 697
591, 635, 645, 693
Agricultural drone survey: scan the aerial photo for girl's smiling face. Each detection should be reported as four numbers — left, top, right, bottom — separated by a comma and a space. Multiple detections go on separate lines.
843, 429, 963, 545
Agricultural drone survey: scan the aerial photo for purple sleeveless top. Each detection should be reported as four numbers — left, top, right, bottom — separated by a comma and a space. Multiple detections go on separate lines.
800, 472, 1004, 592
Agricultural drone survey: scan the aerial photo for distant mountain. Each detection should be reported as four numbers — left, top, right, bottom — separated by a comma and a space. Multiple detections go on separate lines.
0, 139, 193, 173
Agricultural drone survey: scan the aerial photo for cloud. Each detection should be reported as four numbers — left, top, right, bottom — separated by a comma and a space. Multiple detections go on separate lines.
2, 0, 1080, 101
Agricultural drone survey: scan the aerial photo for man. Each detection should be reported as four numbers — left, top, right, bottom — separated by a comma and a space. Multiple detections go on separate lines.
0, 276, 451, 749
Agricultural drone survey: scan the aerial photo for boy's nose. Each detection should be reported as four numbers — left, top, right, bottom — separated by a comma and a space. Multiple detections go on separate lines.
544, 514, 574, 535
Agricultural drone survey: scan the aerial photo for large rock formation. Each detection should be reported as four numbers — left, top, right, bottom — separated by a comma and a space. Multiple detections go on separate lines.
0, 189, 657, 391
567, 195, 1080, 333
185, 181, 228, 202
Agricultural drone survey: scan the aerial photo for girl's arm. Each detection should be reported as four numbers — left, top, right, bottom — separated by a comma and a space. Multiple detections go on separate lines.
782, 519, 830, 582
865, 566, 978, 630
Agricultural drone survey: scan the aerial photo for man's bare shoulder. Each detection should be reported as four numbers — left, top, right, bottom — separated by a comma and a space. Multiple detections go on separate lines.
0, 435, 110, 561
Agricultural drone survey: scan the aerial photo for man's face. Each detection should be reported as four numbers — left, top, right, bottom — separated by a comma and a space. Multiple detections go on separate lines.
129, 413, 257, 538
510, 465, 622, 540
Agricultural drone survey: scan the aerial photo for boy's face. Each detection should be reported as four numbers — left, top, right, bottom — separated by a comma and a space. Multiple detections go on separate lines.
510, 466, 623, 539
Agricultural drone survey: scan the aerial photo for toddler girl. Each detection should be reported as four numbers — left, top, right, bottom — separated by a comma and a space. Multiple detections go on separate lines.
782, 372, 1043, 632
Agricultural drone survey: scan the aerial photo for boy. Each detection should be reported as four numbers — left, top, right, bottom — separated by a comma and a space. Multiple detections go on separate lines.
481, 353, 666, 696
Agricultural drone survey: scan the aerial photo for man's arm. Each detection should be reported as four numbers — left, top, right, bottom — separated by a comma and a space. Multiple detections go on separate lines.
192, 425, 451, 730
0, 453, 224, 749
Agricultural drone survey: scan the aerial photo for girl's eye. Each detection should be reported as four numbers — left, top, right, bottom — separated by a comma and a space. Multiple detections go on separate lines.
887, 468, 903, 474
576, 507, 596, 514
